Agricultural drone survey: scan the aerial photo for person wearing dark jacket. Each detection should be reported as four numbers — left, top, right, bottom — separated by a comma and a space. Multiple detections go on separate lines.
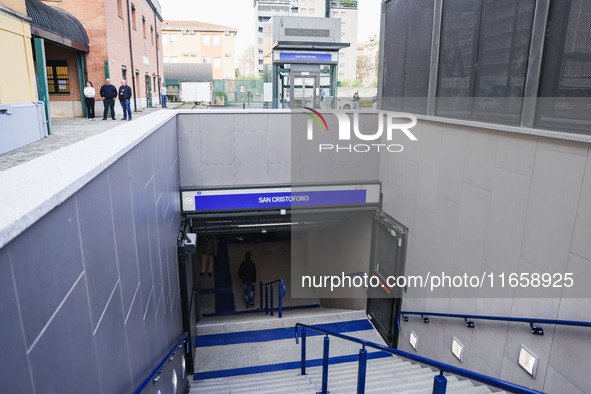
238, 252, 256, 308
118, 79, 133, 121
99, 78, 117, 120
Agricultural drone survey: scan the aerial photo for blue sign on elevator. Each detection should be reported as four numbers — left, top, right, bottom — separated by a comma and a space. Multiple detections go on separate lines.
279, 52, 333, 62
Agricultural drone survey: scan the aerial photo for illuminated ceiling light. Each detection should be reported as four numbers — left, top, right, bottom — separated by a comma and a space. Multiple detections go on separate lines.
452, 337, 464, 363
518, 345, 539, 379
409, 330, 418, 351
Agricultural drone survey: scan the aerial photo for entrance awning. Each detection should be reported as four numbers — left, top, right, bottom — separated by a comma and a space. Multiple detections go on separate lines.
26, 0, 89, 52
182, 183, 381, 234
273, 41, 350, 51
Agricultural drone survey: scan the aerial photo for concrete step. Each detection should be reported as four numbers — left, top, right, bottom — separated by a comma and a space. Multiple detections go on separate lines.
190, 308, 502, 394
196, 307, 367, 335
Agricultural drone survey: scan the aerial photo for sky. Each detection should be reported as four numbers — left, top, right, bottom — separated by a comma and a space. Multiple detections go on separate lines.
159, 0, 382, 59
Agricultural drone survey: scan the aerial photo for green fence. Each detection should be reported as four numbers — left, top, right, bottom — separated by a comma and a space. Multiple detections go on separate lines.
212, 79, 264, 106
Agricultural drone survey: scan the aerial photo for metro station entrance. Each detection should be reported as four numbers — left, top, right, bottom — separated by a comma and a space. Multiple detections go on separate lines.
272, 49, 347, 109
177, 183, 408, 373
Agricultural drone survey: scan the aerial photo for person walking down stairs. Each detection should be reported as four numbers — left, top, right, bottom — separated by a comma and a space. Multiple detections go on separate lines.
238, 251, 256, 308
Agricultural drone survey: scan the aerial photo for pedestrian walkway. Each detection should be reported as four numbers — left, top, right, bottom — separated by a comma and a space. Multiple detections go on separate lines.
0, 105, 180, 171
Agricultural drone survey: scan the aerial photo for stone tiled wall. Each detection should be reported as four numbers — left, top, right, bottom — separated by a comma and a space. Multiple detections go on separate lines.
382, 120, 591, 393
177, 110, 381, 187
0, 114, 184, 393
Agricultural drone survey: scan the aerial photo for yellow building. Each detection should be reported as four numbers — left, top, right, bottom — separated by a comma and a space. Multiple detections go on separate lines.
162, 20, 237, 80
0, 0, 48, 154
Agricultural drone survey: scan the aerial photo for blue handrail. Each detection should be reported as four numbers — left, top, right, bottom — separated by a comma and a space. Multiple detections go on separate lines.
259, 278, 286, 318
132, 332, 189, 394
397, 311, 591, 334
294, 323, 543, 394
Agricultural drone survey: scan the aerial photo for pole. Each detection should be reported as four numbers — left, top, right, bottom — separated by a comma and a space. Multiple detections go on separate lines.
321, 335, 330, 394
357, 347, 367, 394
301, 328, 307, 375
125, 0, 138, 112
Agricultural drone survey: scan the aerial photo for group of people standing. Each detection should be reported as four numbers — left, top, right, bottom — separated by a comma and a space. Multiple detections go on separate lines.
82, 79, 168, 120
83, 78, 133, 121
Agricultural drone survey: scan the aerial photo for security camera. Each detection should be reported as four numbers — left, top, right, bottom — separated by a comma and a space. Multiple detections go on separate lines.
182, 233, 197, 254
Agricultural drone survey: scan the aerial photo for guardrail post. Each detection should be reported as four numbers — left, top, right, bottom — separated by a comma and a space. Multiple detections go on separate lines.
301, 328, 307, 375
259, 281, 263, 311
357, 346, 367, 394
270, 283, 274, 316
265, 285, 269, 314
433, 371, 447, 394
278, 284, 283, 318
321, 335, 330, 394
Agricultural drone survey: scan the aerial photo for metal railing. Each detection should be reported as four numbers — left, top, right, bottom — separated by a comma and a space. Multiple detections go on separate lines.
132, 332, 189, 394
294, 323, 543, 394
397, 311, 591, 335
259, 278, 286, 318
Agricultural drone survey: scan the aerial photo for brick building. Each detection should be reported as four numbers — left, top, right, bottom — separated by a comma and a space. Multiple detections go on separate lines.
38, 0, 163, 117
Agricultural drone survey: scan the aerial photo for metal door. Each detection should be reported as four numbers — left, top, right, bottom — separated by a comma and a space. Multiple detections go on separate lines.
291, 73, 319, 109
145, 74, 152, 107
366, 212, 408, 348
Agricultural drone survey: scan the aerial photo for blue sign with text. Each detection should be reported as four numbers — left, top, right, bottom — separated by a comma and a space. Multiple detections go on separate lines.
194, 190, 366, 211
279, 52, 333, 62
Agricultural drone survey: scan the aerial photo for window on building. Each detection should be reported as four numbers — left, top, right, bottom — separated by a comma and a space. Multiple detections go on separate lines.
213, 57, 221, 69
150, 26, 154, 45
203, 34, 210, 46
213, 34, 221, 46
203, 57, 211, 64
310, 8, 315, 13
436, 0, 535, 124
117, 0, 122, 16
382, 0, 435, 115
162, 33, 168, 45
169, 33, 177, 45
163, 57, 169, 63
536, 0, 591, 132
170, 56, 178, 63
142, 16, 146, 38
122, 65, 127, 80
131, 5, 136, 30
46, 61, 70, 94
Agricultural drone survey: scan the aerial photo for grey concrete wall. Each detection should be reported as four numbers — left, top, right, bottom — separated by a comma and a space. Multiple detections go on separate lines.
380, 119, 591, 393
178, 110, 380, 187
300, 213, 373, 302
0, 102, 48, 155
0, 112, 184, 394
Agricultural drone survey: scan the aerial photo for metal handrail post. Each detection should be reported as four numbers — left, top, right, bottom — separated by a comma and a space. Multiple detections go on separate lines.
433, 371, 447, 394
357, 346, 367, 394
265, 285, 269, 314
259, 280, 263, 311
301, 328, 307, 375
321, 335, 330, 394
270, 283, 274, 316
278, 283, 283, 318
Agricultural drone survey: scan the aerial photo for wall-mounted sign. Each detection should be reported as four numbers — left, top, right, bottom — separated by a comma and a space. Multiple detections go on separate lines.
181, 184, 381, 213
279, 52, 333, 62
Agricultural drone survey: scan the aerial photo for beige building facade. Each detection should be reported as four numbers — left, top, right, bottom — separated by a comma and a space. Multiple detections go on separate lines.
162, 21, 236, 80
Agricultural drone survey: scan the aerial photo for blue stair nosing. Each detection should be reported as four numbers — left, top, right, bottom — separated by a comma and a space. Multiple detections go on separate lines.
201, 303, 320, 318
194, 351, 392, 381
196, 319, 373, 348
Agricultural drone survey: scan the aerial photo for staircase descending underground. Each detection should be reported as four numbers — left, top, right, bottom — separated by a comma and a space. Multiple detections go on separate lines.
190, 308, 503, 393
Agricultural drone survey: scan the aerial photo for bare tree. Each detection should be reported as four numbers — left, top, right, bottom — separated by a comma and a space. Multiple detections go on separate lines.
356, 54, 371, 86
237, 45, 257, 79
